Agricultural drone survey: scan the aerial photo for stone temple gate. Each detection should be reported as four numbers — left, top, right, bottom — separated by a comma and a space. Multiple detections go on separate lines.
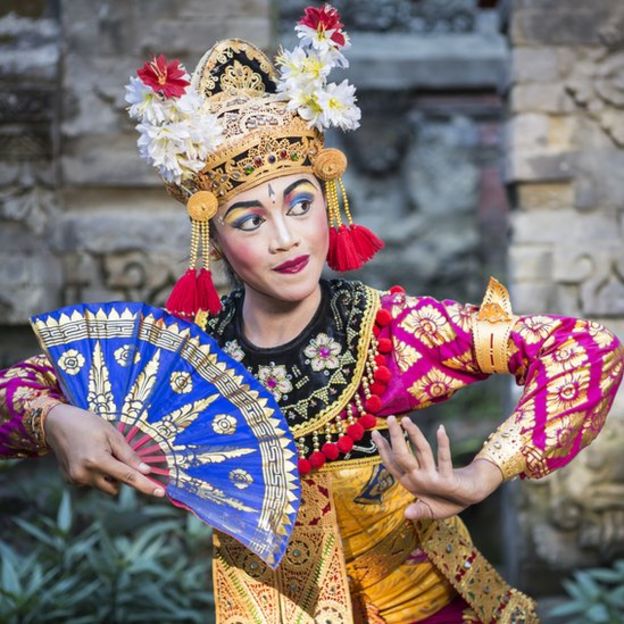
1, 0, 623, 607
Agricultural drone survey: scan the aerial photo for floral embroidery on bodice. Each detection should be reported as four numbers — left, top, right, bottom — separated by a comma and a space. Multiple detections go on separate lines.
303, 332, 342, 372
205, 279, 379, 461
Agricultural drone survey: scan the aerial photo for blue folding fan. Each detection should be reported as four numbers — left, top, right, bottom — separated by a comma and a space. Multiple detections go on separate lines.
31, 301, 300, 568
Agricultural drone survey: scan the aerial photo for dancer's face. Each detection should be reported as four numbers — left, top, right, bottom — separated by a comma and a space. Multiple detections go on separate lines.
213, 173, 329, 303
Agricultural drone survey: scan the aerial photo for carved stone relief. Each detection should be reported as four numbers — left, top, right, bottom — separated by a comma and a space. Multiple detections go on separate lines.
567, 49, 624, 147
552, 245, 624, 317
519, 397, 624, 573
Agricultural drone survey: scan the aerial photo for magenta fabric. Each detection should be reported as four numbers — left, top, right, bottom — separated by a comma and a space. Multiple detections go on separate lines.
0, 355, 64, 457
376, 290, 624, 479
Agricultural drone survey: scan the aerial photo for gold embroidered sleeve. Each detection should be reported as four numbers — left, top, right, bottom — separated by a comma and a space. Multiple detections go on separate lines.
0, 354, 65, 458
476, 317, 624, 480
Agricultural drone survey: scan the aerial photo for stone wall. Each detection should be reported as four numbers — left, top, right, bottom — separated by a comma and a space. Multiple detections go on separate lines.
0, 0, 272, 367
504, 0, 624, 594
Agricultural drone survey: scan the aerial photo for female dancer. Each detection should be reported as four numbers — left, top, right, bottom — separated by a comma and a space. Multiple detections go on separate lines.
1, 6, 622, 623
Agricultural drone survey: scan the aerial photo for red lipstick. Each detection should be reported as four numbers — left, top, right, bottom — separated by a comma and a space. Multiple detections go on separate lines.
273, 255, 310, 274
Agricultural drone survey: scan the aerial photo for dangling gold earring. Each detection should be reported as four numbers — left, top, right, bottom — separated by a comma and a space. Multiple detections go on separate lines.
313, 148, 384, 272
165, 191, 222, 323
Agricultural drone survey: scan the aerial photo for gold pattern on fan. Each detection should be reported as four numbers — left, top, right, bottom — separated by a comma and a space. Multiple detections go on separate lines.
171, 446, 255, 470
177, 470, 256, 512
87, 341, 117, 421
120, 350, 161, 425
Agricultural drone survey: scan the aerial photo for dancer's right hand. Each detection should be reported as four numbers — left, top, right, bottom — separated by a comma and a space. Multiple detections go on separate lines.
45, 403, 165, 498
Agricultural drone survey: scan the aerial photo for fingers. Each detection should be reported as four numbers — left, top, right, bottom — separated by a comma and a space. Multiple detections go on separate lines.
405, 499, 434, 521
371, 429, 406, 481
401, 418, 435, 471
436, 424, 453, 479
108, 430, 151, 474
95, 454, 165, 497
94, 475, 120, 497
387, 416, 410, 458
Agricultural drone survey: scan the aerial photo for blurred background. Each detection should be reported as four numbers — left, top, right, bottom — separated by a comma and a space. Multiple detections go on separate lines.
1, 0, 623, 621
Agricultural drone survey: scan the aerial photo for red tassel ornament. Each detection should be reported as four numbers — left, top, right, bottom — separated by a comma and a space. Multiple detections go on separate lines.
166, 191, 221, 322
314, 148, 384, 272
196, 268, 222, 315
165, 268, 200, 320
327, 224, 363, 272
349, 223, 384, 262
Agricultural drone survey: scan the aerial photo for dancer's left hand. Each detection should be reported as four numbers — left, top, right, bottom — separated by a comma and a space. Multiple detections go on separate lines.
372, 415, 503, 521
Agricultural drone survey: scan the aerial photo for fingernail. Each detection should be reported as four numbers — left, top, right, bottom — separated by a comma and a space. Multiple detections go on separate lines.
438, 424, 446, 434
139, 462, 150, 473
153, 487, 165, 497
388, 415, 396, 424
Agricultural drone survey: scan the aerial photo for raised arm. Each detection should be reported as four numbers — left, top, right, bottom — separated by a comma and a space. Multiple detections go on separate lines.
373, 280, 624, 518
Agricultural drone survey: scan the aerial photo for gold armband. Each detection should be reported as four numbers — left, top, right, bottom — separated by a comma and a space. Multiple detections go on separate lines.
471, 277, 517, 374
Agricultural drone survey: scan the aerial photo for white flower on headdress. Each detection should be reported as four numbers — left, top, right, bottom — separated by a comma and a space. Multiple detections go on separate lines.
317, 80, 360, 131
125, 56, 223, 186
276, 4, 360, 133
125, 76, 171, 125
275, 47, 331, 93
284, 87, 324, 130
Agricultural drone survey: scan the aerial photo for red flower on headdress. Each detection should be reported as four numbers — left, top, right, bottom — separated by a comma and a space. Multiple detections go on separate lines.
137, 54, 190, 99
299, 4, 347, 47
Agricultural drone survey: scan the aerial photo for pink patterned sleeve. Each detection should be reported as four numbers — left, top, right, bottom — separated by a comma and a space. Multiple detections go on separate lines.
375, 290, 624, 481
476, 316, 623, 480
0, 354, 66, 458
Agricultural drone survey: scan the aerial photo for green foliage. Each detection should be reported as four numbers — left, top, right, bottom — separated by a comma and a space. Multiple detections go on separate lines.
549, 561, 624, 624
0, 463, 214, 624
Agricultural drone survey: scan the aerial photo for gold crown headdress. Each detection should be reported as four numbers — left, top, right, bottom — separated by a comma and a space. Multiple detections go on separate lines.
125, 4, 383, 321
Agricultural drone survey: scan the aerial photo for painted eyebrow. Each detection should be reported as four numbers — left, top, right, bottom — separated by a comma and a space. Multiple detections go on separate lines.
223, 179, 316, 218
283, 178, 316, 197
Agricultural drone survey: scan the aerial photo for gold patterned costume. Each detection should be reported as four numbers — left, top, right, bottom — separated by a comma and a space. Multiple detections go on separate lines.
2, 10, 623, 622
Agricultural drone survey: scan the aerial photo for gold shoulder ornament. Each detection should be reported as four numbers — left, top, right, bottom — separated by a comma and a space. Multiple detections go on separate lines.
471, 277, 517, 375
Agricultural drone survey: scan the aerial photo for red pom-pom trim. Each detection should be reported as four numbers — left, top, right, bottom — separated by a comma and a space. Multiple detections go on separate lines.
370, 381, 387, 396
375, 354, 387, 367
390, 285, 405, 294
298, 457, 312, 475
366, 395, 382, 413
321, 442, 340, 460
374, 366, 391, 384
358, 413, 377, 429
337, 435, 354, 454
377, 338, 392, 354
346, 422, 364, 441
373, 325, 381, 337
309, 451, 326, 469
375, 309, 392, 327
